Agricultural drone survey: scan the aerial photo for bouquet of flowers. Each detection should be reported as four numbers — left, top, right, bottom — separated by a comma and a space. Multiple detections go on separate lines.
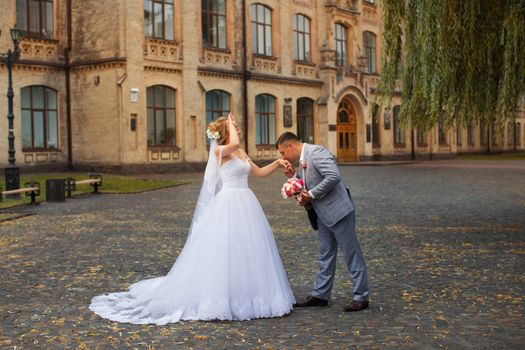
281, 178, 305, 199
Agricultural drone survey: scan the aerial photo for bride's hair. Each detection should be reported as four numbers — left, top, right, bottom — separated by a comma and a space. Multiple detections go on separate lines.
208, 117, 229, 145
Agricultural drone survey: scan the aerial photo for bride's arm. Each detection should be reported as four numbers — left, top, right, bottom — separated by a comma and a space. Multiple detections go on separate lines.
249, 158, 289, 178
214, 113, 240, 158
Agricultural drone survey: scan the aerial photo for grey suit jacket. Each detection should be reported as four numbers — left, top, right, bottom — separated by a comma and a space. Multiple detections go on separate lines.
299, 143, 354, 227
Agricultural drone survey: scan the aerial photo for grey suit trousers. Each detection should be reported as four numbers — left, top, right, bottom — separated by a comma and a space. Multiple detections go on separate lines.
311, 211, 369, 301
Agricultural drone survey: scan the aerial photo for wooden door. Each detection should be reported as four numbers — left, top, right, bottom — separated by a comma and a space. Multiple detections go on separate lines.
336, 100, 357, 162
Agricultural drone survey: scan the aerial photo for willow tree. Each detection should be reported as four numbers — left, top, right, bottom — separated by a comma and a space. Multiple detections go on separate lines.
377, 0, 525, 133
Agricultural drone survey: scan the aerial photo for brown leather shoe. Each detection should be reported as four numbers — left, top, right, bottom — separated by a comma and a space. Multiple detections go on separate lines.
344, 300, 369, 312
293, 296, 328, 307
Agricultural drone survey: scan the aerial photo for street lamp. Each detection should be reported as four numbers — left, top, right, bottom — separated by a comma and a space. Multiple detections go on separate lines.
1, 27, 21, 197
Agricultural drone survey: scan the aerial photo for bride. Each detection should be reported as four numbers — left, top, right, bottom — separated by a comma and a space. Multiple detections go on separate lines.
90, 113, 295, 324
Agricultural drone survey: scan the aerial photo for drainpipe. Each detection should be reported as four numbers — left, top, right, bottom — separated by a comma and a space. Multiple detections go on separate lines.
65, 0, 73, 169
241, 0, 248, 153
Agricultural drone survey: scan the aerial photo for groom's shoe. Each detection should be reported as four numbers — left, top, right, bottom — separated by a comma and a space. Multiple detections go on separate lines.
294, 296, 328, 308
344, 300, 369, 312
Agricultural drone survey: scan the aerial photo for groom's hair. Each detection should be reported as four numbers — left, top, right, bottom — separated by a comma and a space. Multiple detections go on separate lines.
275, 132, 300, 148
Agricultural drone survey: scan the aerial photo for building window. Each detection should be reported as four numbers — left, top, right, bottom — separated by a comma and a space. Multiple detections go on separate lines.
363, 31, 376, 73
438, 114, 447, 145
144, 0, 174, 40
467, 122, 474, 145
517, 123, 522, 146
335, 23, 347, 68
251, 4, 272, 56
372, 104, 380, 147
456, 128, 462, 146
147, 85, 176, 146
16, 0, 54, 39
393, 105, 404, 146
480, 121, 487, 145
297, 98, 314, 143
417, 129, 427, 146
202, 0, 226, 49
293, 14, 311, 62
21, 86, 58, 150
205, 90, 230, 144
507, 122, 514, 146
255, 94, 276, 145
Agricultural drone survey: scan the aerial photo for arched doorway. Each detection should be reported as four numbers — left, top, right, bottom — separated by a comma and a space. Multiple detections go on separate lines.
336, 98, 357, 162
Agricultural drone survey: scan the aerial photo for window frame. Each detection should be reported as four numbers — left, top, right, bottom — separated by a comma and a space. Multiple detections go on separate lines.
335, 23, 348, 68
16, 0, 54, 39
202, 0, 227, 49
363, 31, 377, 73
393, 105, 405, 146
144, 0, 175, 41
372, 104, 380, 148
293, 14, 311, 62
21, 85, 58, 151
297, 97, 314, 143
255, 94, 276, 146
147, 85, 177, 147
251, 4, 273, 56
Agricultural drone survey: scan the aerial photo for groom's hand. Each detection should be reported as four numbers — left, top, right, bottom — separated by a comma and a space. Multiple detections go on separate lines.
296, 190, 312, 206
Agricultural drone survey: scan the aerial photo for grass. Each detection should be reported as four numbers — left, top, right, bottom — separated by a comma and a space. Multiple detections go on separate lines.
458, 152, 525, 160
0, 173, 189, 209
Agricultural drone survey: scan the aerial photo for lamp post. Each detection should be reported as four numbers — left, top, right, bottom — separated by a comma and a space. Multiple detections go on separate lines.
1, 28, 21, 197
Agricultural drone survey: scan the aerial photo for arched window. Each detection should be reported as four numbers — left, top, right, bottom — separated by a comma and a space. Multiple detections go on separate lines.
363, 31, 376, 73
144, 0, 174, 40
16, 0, 54, 39
393, 105, 404, 146
147, 85, 176, 146
293, 14, 311, 62
456, 128, 462, 146
297, 98, 314, 143
206, 89, 230, 126
438, 113, 447, 145
202, 0, 227, 49
251, 4, 272, 56
255, 94, 276, 145
21, 86, 58, 149
335, 23, 347, 67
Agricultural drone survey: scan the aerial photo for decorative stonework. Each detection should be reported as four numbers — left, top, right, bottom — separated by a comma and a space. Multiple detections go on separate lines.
362, 4, 378, 20
252, 56, 279, 74
292, 0, 312, 7
202, 48, 232, 66
144, 39, 182, 63
19, 37, 59, 62
148, 149, 181, 162
320, 48, 336, 67
144, 65, 182, 74
71, 61, 126, 72
325, 0, 358, 12
23, 151, 61, 164
294, 62, 316, 78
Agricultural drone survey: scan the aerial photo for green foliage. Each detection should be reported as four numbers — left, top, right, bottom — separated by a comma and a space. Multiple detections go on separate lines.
377, 0, 525, 133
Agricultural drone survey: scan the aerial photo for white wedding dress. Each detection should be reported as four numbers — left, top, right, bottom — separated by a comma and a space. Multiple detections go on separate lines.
89, 151, 295, 324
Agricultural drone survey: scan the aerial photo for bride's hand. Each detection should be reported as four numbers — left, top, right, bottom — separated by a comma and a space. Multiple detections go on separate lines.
277, 159, 291, 168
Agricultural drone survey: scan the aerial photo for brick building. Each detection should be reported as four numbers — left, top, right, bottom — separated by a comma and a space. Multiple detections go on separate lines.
0, 0, 524, 169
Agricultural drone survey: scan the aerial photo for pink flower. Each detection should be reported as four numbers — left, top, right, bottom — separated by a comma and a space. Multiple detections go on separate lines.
281, 178, 304, 199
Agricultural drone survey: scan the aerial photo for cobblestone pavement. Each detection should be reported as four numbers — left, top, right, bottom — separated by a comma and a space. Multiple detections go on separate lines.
1, 160, 524, 349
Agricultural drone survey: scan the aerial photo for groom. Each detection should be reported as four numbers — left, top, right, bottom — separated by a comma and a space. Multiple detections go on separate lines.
276, 132, 369, 312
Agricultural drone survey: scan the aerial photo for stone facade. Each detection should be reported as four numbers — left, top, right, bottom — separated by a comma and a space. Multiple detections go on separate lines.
0, 0, 524, 169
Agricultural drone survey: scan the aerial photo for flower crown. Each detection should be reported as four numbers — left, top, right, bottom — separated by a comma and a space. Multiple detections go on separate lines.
206, 128, 220, 140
